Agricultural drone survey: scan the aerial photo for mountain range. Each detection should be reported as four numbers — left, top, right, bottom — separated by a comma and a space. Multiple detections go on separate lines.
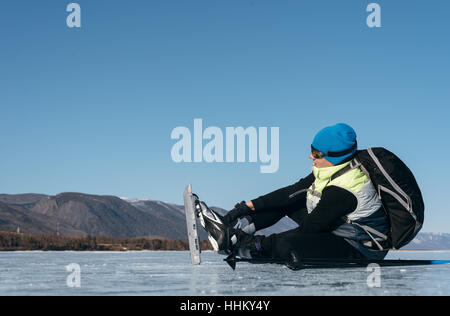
0, 192, 295, 241
0, 192, 448, 250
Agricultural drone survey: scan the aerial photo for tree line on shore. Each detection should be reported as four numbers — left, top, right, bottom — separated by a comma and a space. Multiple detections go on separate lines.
0, 231, 213, 251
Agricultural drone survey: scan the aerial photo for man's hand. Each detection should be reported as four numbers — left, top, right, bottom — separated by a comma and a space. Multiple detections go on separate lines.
223, 201, 253, 226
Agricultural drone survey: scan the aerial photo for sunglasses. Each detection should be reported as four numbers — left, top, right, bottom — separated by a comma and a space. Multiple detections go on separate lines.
311, 142, 357, 159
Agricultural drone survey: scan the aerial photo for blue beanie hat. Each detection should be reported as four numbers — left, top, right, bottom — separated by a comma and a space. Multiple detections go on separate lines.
312, 123, 357, 165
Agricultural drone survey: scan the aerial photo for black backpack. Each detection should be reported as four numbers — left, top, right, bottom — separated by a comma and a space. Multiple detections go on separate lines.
354, 148, 425, 249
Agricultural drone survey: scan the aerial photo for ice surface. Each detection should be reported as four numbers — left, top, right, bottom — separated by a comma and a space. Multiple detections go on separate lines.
0, 250, 449, 296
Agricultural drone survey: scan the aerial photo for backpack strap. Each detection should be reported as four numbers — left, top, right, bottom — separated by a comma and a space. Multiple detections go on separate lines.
330, 159, 361, 182
348, 220, 388, 251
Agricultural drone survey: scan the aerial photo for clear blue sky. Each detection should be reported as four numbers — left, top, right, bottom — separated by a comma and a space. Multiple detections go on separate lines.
1, 1, 449, 232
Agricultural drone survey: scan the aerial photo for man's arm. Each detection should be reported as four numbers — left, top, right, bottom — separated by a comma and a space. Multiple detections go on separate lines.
249, 173, 315, 212
298, 185, 357, 233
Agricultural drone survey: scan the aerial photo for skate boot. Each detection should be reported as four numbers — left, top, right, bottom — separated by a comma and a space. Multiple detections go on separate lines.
195, 198, 233, 254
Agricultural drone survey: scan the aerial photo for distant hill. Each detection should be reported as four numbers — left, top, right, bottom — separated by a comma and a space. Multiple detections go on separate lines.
122, 198, 209, 240
0, 193, 293, 240
1, 193, 185, 238
0, 194, 47, 208
0, 200, 84, 236
403, 233, 450, 250
0, 193, 449, 250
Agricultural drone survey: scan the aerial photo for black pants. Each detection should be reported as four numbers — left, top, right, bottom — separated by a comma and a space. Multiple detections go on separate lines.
248, 204, 365, 260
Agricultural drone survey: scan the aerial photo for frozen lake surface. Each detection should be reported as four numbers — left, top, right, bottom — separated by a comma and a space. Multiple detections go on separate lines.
0, 250, 449, 296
